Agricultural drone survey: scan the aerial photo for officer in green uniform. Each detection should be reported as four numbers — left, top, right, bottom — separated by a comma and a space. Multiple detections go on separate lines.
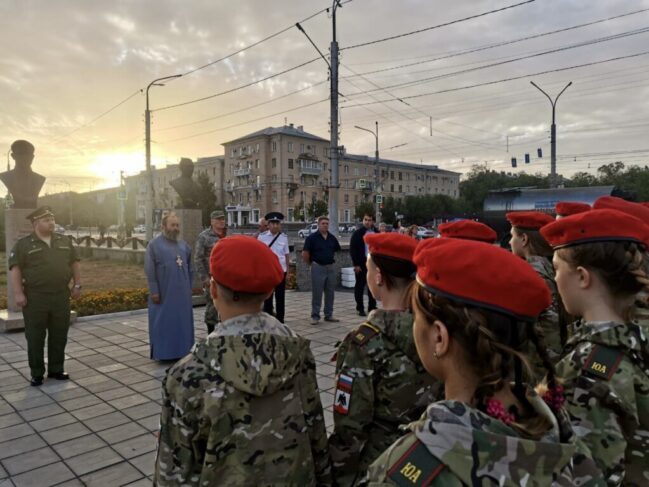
8, 206, 81, 386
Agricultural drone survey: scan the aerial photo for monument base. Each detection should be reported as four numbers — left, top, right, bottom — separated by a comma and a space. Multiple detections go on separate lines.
0, 309, 78, 332
175, 209, 203, 289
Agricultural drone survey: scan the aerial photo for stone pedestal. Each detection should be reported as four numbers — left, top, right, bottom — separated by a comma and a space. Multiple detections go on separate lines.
4, 208, 34, 312
175, 209, 203, 289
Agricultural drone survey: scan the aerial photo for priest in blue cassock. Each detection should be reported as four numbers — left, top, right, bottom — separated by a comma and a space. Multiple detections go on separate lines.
144, 212, 194, 360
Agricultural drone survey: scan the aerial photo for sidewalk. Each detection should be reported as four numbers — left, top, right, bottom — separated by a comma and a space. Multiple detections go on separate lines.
0, 290, 358, 487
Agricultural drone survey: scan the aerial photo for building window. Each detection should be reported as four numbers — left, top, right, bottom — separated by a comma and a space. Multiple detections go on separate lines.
255, 159, 259, 169
390, 184, 394, 192
288, 142, 294, 153
300, 143, 305, 153
406, 185, 410, 192
398, 172, 402, 180
272, 175, 277, 182
398, 185, 402, 192
390, 171, 395, 180
406, 173, 410, 180
238, 193, 243, 203
272, 141, 277, 152
272, 158, 277, 168
256, 143, 260, 153
344, 194, 349, 203
353, 168, 359, 176
364, 167, 368, 176
288, 158, 294, 169
272, 191, 278, 203
344, 165, 349, 174
354, 195, 359, 205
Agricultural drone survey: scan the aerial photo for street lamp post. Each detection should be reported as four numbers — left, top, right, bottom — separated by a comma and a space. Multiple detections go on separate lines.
145, 74, 182, 241
530, 80, 572, 189
354, 122, 380, 222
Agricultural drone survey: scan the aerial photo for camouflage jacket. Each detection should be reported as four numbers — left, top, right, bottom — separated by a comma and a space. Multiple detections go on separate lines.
328, 310, 441, 487
364, 391, 605, 486
634, 291, 649, 333
193, 227, 221, 281
527, 255, 563, 372
154, 312, 332, 487
555, 320, 649, 486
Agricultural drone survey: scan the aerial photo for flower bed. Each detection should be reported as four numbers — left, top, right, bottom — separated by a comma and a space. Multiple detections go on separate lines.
71, 288, 149, 317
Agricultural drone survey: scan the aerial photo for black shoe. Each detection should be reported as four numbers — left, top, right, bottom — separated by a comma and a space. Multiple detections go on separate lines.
47, 372, 70, 380
324, 317, 340, 322
30, 376, 44, 387
357, 311, 367, 317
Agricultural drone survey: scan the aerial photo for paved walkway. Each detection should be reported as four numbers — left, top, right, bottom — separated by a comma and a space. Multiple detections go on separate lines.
0, 290, 358, 487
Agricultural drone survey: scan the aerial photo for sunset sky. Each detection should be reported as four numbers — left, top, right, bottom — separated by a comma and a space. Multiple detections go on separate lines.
2, 0, 649, 195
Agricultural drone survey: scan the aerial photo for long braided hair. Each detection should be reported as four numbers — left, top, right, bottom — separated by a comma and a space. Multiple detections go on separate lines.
411, 283, 558, 440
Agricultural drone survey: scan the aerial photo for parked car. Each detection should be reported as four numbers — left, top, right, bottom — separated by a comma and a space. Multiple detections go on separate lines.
54, 224, 66, 233
298, 223, 318, 238
417, 226, 436, 239
134, 224, 146, 233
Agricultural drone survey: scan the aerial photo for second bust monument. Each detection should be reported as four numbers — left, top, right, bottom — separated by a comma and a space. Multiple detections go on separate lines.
169, 158, 201, 209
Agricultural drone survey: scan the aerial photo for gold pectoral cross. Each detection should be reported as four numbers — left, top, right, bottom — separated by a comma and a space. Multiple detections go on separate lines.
176, 255, 183, 268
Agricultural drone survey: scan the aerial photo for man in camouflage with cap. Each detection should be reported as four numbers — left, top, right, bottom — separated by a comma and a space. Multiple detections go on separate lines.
193, 210, 226, 333
9, 207, 81, 386
155, 236, 331, 486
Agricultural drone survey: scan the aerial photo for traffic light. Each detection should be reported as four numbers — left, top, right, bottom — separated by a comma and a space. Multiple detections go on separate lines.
524, 153, 530, 164
376, 194, 383, 204
511, 157, 517, 168
537, 148, 543, 158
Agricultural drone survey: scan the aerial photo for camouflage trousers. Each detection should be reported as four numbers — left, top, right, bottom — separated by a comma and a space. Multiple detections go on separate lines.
204, 287, 219, 334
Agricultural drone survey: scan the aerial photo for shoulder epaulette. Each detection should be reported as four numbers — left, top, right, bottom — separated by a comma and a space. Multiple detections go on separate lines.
351, 322, 381, 346
582, 345, 624, 380
387, 440, 444, 487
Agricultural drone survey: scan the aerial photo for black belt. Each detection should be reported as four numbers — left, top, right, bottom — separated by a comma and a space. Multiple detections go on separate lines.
314, 261, 334, 266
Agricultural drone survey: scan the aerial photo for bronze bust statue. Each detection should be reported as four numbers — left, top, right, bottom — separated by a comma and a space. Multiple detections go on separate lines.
0, 140, 46, 209
169, 158, 201, 209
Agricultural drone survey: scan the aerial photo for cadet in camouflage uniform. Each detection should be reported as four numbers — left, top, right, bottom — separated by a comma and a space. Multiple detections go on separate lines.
329, 233, 439, 486
155, 236, 331, 486
365, 237, 604, 487
542, 210, 649, 486
193, 210, 226, 333
508, 211, 564, 371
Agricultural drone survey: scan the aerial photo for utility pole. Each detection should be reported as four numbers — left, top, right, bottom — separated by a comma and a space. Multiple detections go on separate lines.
354, 121, 380, 223
530, 80, 572, 188
328, 0, 342, 236
145, 74, 182, 241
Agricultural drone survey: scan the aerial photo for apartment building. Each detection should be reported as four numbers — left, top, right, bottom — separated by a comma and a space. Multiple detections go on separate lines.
222, 124, 460, 225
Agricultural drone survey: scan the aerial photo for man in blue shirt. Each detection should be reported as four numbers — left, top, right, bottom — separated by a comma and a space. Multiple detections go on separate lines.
302, 216, 341, 325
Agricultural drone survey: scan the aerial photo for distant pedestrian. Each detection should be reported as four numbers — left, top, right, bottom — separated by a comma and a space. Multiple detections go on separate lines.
155, 236, 332, 486
378, 222, 387, 233
253, 217, 268, 238
406, 224, 418, 238
194, 210, 227, 334
349, 212, 377, 316
302, 216, 341, 325
9, 206, 81, 386
258, 212, 290, 323
144, 212, 194, 360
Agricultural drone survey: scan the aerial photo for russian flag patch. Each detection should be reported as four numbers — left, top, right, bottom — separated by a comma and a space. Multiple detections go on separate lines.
334, 374, 354, 415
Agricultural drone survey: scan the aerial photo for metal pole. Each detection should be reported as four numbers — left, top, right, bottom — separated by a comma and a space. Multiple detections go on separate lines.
530, 81, 572, 188
328, 0, 341, 236
145, 74, 182, 241
354, 123, 380, 223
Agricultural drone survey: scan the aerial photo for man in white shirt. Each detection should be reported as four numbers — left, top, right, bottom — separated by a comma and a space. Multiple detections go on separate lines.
257, 212, 290, 323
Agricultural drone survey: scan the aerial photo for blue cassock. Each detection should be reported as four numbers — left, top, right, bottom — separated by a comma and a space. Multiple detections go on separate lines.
144, 235, 195, 360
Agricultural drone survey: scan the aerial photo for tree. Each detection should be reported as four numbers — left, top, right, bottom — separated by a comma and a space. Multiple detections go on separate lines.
295, 199, 328, 222
195, 172, 219, 226
355, 201, 375, 220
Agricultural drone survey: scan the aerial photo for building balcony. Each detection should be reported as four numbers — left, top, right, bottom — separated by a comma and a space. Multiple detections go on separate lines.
234, 168, 251, 177
299, 166, 322, 176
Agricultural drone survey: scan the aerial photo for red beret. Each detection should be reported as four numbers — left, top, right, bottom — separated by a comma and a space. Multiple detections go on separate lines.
413, 238, 551, 321
641, 202, 649, 209
438, 220, 497, 243
506, 211, 554, 230
593, 196, 649, 224
210, 236, 284, 293
364, 232, 417, 263
540, 209, 649, 249
555, 201, 591, 217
